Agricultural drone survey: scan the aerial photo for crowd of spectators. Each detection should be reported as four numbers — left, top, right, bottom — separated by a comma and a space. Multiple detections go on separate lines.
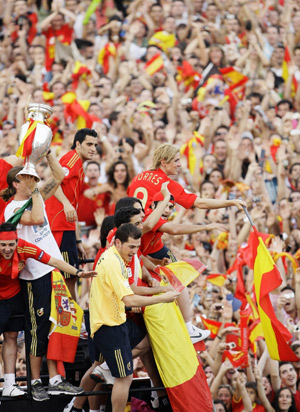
2, 0, 300, 410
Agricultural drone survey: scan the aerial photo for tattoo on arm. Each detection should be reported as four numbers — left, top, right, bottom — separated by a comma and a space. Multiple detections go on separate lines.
41, 179, 59, 199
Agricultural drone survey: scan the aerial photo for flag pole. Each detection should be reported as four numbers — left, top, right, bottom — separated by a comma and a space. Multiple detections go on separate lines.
242, 206, 255, 228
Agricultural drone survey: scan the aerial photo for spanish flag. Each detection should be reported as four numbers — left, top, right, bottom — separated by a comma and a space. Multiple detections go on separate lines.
219, 67, 248, 91
42, 83, 55, 106
251, 227, 299, 361
282, 47, 298, 95
200, 317, 222, 338
148, 31, 176, 53
176, 60, 201, 91
223, 350, 248, 368
47, 270, 83, 376
180, 131, 204, 174
207, 273, 227, 287
144, 261, 213, 412
71, 61, 91, 89
144, 52, 164, 76
61, 92, 101, 129
97, 42, 118, 74
16, 119, 39, 159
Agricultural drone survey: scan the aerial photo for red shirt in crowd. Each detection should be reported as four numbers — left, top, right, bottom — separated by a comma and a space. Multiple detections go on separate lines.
46, 150, 84, 234
127, 167, 197, 210
0, 238, 51, 300
77, 182, 110, 226
0, 159, 13, 220
140, 209, 166, 256
42, 24, 73, 71
11, 11, 38, 45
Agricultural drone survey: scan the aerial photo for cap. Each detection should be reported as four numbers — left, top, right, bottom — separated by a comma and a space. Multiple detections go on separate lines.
241, 131, 253, 141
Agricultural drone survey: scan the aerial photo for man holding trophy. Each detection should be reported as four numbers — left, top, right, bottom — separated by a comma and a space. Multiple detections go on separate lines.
2, 104, 96, 400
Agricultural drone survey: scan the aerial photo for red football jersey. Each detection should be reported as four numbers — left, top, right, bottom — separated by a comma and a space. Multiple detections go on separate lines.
45, 150, 84, 232
0, 238, 51, 299
77, 182, 111, 226
127, 168, 197, 210
140, 209, 166, 255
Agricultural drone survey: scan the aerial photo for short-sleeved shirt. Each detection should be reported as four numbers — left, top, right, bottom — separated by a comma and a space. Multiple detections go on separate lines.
77, 182, 110, 226
42, 24, 73, 71
127, 168, 197, 210
45, 150, 84, 232
140, 209, 166, 255
5, 199, 63, 281
0, 238, 51, 300
89, 246, 134, 337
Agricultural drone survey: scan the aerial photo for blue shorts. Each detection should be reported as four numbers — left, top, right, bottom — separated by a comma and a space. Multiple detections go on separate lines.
148, 245, 177, 262
0, 291, 25, 334
93, 318, 146, 378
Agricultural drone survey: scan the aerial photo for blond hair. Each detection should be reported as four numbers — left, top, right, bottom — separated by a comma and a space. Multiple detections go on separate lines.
151, 144, 179, 170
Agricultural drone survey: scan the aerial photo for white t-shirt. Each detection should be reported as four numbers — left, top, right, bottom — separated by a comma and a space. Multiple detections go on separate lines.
4, 199, 63, 281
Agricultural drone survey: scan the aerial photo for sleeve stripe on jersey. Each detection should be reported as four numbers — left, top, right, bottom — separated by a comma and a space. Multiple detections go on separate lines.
17, 246, 37, 255
67, 153, 79, 168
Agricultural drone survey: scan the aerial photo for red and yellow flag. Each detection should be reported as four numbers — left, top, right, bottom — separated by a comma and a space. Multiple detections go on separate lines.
97, 42, 118, 74
47, 270, 83, 376
16, 119, 39, 159
176, 60, 201, 91
144, 52, 164, 76
61, 92, 101, 129
282, 47, 298, 95
251, 227, 299, 361
223, 350, 248, 368
219, 67, 248, 91
200, 316, 222, 338
180, 131, 204, 174
71, 61, 91, 89
144, 262, 213, 412
207, 273, 227, 287
148, 31, 176, 53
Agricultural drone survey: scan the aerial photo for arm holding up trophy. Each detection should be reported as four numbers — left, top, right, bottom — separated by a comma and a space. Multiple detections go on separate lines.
39, 151, 65, 201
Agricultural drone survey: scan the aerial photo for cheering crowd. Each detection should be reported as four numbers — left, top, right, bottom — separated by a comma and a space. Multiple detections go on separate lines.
1, 0, 300, 411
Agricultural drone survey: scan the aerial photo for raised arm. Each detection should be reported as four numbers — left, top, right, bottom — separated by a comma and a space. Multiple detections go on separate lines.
40, 151, 65, 201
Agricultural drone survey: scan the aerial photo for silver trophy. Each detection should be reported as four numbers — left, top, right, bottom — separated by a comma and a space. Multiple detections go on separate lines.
17, 103, 53, 181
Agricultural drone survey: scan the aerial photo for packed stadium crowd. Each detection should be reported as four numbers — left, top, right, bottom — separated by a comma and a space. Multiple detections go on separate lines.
1, 0, 300, 411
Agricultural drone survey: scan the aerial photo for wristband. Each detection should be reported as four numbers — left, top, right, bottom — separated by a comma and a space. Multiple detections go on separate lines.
31, 187, 40, 195
76, 240, 82, 244
216, 335, 222, 340
46, 149, 51, 156
75, 269, 84, 277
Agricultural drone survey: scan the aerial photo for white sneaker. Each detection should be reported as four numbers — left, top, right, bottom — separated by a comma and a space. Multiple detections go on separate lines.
90, 365, 115, 385
189, 325, 211, 343
2, 383, 26, 397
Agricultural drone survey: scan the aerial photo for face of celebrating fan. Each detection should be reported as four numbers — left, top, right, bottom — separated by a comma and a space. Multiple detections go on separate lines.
0, 240, 18, 260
